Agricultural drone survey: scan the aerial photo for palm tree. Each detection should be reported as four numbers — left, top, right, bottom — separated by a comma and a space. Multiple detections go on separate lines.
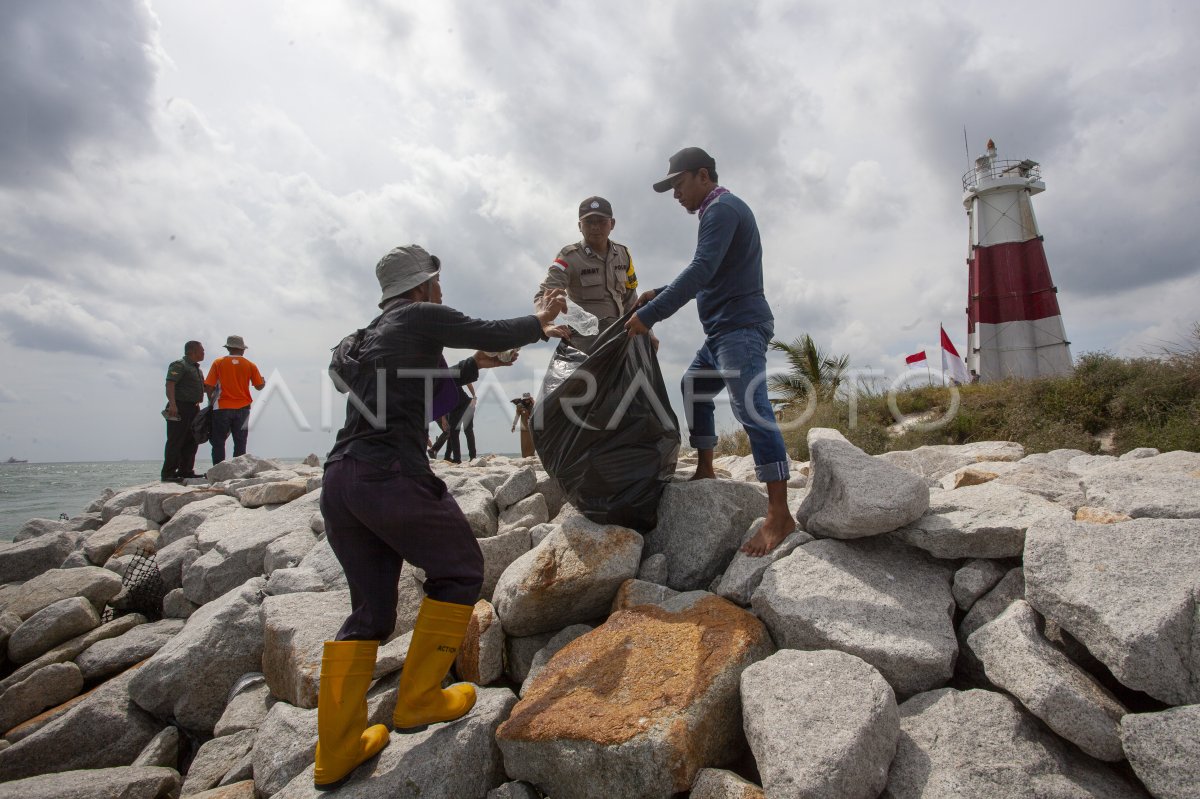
768, 334, 850, 407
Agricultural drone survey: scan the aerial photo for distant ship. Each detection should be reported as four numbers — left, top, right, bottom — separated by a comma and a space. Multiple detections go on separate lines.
3, 457, 27, 464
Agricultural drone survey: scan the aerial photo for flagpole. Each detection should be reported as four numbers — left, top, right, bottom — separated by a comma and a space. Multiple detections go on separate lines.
940, 325, 946, 387
926, 359, 932, 387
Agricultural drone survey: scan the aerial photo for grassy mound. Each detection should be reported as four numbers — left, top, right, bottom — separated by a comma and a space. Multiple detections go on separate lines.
716, 334, 1200, 461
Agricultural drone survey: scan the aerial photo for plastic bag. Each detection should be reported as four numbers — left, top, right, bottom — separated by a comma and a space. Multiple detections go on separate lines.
533, 309, 680, 531
558, 298, 600, 336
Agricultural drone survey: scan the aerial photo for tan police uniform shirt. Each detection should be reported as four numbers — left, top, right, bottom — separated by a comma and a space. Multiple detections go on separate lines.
534, 240, 638, 324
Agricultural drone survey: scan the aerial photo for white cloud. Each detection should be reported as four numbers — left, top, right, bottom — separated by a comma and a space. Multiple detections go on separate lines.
0, 0, 1197, 462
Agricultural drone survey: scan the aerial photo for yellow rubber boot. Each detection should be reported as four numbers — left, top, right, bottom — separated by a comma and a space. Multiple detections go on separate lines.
393, 597, 477, 731
314, 640, 390, 790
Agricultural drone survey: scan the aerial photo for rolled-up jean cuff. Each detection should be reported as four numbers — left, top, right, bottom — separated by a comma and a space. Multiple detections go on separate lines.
689, 435, 720, 450
755, 461, 790, 483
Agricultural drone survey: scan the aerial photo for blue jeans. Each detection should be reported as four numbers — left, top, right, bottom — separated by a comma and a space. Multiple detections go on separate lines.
210, 406, 251, 464
682, 323, 790, 482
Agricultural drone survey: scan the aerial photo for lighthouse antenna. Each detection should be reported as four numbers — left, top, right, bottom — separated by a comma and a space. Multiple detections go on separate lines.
963, 125, 971, 170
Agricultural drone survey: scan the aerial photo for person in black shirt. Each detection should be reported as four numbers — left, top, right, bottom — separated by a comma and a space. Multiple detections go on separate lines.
312, 244, 567, 790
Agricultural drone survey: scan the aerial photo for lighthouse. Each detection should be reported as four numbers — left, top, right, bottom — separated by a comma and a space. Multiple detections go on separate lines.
962, 140, 1072, 381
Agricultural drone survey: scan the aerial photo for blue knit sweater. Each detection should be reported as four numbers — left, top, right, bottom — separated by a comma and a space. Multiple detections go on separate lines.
636, 190, 773, 337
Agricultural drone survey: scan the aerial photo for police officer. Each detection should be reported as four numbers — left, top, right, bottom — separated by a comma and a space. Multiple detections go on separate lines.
535, 196, 639, 349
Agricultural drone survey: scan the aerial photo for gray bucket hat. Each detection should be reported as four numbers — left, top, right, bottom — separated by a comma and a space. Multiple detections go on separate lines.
224, 335, 248, 350
377, 245, 441, 306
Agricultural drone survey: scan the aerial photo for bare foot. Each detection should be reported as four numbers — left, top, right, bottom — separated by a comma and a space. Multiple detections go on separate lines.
741, 514, 796, 557
688, 468, 716, 481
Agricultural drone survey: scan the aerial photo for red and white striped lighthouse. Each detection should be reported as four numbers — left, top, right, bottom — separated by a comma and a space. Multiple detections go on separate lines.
963, 140, 1072, 381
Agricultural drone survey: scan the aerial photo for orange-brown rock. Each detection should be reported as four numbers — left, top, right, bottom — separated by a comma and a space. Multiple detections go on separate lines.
455, 599, 503, 685
1074, 507, 1133, 524
497, 594, 773, 799
953, 468, 999, 489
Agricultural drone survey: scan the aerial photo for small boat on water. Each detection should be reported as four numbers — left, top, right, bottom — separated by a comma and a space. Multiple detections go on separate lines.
3, 457, 27, 464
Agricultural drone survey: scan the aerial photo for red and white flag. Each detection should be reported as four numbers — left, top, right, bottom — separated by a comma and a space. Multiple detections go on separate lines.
905, 350, 927, 368
940, 326, 970, 385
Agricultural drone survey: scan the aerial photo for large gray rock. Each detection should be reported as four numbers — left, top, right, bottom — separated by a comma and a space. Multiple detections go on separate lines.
643, 480, 767, 591
8, 596, 100, 663
894, 483, 1072, 559
505, 631, 556, 684
455, 483, 500, 537
129, 577, 268, 734
263, 528, 318, 574
0, 613, 145, 697
261, 587, 417, 709
968, 600, 1128, 761
493, 515, 642, 636
75, 619, 185, 682
11, 518, 67, 542
1024, 518, 1200, 705
0, 661, 83, 732
493, 466, 538, 510
154, 535, 198, 593
498, 595, 773, 799
206, 453, 283, 482
161, 488, 226, 519
713, 523, 812, 606
265, 566, 326, 595
1121, 705, 1200, 799
993, 464, 1087, 510
184, 491, 323, 604
952, 558, 1010, 611
296, 538, 349, 590
100, 485, 157, 522
0, 766, 180, 799
884, 688, 1147, 798
214, 675, 276, 736
1079, 450, 1200, 519
140, 483, 193, 523
689, 769, 765, 799
742, 649, 897, 799
877, 441, 1025, 482
237, 480, 307, 508
798, 434, 929, 538
131, 725, 180, 768
499, 493, 549, 530
0, 531, 77, 584
753, 536, 957, 698
478, 527, 531, 601
269, 687, 517, 798
2, 565, 122, 620
84, 514, 156, 564
158, 495, 239, 547
488, 782, 542, 799
0, 664, 164, 781
181, 729, 257, 796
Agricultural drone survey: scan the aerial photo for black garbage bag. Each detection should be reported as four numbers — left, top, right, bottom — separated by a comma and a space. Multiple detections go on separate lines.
534, 308, 680, 531
192, 405, 212, 445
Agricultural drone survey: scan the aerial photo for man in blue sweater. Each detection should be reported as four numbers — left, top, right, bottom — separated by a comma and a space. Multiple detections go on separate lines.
626, 147, 795, 556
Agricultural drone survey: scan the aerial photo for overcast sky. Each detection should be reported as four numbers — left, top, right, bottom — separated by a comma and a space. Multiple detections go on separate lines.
1, 0, 1197, 463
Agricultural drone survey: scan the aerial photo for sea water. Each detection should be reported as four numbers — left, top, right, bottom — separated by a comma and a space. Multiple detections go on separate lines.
0, 460, 212, 542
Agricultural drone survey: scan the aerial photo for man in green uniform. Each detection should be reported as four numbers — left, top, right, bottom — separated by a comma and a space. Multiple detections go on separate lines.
162, 340, 206, 482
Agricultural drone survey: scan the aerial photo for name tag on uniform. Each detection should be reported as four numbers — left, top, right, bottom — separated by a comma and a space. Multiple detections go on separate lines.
581, 267, 599, 275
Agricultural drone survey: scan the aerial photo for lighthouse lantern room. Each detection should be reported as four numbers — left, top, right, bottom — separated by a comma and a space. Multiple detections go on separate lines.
963, 140, 1072, 381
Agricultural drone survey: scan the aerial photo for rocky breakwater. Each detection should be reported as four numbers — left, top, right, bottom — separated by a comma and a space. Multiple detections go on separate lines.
0, 440, 1196, 798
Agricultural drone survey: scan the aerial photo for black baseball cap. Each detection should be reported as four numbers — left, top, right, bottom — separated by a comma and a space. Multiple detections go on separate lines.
578, 196, 613, 219
652, 147, 716, 193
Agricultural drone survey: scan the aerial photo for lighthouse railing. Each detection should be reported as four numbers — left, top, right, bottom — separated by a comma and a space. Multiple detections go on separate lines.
962, 159, 1042, 192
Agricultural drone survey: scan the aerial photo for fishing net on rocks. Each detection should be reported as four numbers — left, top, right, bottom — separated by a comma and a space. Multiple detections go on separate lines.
101, 547, 165, 622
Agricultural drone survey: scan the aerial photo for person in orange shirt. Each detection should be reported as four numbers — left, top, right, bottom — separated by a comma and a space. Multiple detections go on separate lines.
204, 335, 266, 465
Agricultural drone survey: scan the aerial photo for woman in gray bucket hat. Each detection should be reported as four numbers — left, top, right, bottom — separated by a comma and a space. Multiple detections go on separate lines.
312, 244, 569, 789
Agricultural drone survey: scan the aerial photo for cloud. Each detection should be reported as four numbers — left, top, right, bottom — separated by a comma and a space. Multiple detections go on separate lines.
0, 0, 161, 186
0, 286, 151, 359
0, 385, 17, 402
